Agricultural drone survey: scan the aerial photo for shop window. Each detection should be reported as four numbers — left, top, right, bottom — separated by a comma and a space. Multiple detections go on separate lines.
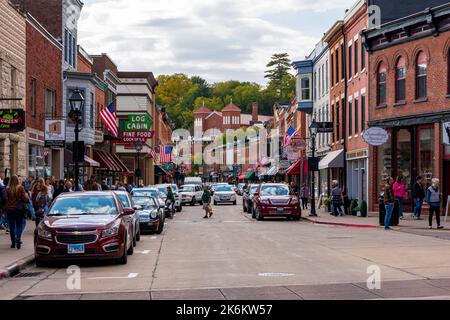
418, 127, 434, 188
397, 129, 412, 203
395, 57, 406, 102
416, 51, 427, 99
377, 62, 387, 105
28, 144, 46, 179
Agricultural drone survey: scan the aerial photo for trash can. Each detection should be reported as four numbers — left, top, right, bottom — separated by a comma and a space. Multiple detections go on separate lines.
379, 193, 386, 226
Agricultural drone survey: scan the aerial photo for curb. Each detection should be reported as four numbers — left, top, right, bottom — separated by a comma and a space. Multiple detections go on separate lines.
303, 217, 379, 229
0, 254, 35, 280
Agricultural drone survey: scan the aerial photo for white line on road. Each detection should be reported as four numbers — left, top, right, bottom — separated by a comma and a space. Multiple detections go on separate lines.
258, 273, 295, 277
88, 273, 139, 280
135, 250, 150, 254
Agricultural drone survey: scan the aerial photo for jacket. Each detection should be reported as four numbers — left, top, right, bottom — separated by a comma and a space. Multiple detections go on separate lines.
384, 184, 394, 204
426, 186, 441, 208
393, 182, 407, 199
202, 190, 212, 204
413, 182, 425, 199
5, 186, 29, 210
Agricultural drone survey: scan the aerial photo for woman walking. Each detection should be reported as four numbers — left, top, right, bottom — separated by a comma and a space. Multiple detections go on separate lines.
393, 176, 406, 219
331, 180, 344, 217
384, 177, 395, 230
426, 178, 444, 230
5, 175, 30, 249
31, 179, 52, 227
300, 184, 309, 210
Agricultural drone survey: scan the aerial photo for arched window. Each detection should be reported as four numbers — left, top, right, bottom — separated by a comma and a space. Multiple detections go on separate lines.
395, 57, 406, 102
377, 62, 387, 105
416, 51, 427, 99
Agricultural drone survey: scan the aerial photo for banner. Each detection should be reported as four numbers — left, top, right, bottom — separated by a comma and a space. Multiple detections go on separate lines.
45, 119, 66, 148
0, 109, 25, 133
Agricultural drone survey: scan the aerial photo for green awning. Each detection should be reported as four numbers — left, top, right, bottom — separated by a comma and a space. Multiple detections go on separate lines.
246, 172, 255, 179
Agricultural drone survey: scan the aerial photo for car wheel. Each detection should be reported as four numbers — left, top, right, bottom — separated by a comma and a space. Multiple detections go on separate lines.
136, 226, 141, 242
177, 205, 182, 212
214, 201, 217, 206
251, 206, 256, 219
191, 197, 196, 206
293, 216, 301, 221
243, 203, 247, 212
233, 200, 237, 205
199, 200, 203, 205
157, 218, 164, 234
256, 208, 264, 221
35, 259, 48, 268
118, 236, 128, 265
132, 227, 137, 247
127, 233, 134, 255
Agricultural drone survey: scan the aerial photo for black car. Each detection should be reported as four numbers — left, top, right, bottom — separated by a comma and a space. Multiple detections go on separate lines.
243, 184, 260, 214
132, 196, 165, 234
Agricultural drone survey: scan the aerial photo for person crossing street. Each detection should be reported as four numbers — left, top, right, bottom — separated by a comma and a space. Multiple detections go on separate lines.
166, 186, 176, 219
202, 184, 212, 219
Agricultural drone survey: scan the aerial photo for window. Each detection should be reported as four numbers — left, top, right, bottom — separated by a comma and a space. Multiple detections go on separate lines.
354, 98, 359, 134
416, 51, 427, 99
335, 49, 340, 84
45, 89, 56, 117
72, 36, 77, 68
361, 94, 366, 132
326, 60, 329, 92
341, 45, 345, 80
318, 70, 321, 98
448, 48, 450, 94
300, 76, 311, 101
10, 67, 17, 98
331, 104, 335, 141
321, 65, 325, 96
348, 45, 352, 79
377, 62, 387, 105
354, 40, 359, 75
336, 102, 340, 142
30, 78, 37, 116
64, 29, 69, 63
361, 41, 366, 70
395, 57, 406, 102
348, 100, 353, 137
314, 72, 317, 100
341, 98, 345, 139
68, 33, 73, 66
90, 92, 94, 129
331, 52, 335, 86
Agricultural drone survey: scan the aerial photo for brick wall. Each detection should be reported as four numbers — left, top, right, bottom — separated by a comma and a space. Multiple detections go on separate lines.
77, 50, 92, 73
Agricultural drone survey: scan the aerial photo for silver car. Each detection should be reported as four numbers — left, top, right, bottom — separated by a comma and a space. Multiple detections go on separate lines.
131, 188, 166, 207
213, 185, 237, 205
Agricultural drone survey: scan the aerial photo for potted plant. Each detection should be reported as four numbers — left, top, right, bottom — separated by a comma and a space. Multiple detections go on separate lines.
358, 200, 368, 217
323, 198, 332, 213
350, 199, 359, 216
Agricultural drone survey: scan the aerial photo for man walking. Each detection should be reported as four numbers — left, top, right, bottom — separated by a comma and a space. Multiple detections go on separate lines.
202, 184, 212, 219
413, 176, 425, 220
426, 178, 444, 230
300, 184, 309, 210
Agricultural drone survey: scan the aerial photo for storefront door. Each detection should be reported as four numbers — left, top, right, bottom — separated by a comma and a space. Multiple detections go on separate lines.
396, 129, 412, 206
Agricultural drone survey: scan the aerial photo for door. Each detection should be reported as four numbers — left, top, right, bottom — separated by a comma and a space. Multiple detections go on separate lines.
444, 161, 450, 202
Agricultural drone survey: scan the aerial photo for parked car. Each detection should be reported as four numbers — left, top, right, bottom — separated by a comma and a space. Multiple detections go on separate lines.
184, 177, 203, 185
252, 183, 301, 221
132, 196, 165, 234
243, 184, 260, 214
131, 188, 166, 207
213, 184, 237, 205
180, 184, 203, 206
113, 191, 141, 244
236, 183, 246, 196
155, 184, 182, 212
34, 192, 135, 266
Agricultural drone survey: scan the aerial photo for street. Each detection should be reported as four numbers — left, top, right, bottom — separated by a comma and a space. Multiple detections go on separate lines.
2, 196, 450, 300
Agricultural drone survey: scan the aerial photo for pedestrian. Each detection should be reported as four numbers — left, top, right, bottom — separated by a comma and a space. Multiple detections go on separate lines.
31, 178, 52, 227
22, 175, 33, 192
393, 176, 406, 219
413, 176, 425, 220
300, 183, 309, 210
331, 180, 344, 217
202, 184, 212, 219
290, 181, 299, 194
426, 178, 444, 230
5, 175, 30, 249
53, 180, 66, 199
384, 177, 395, 230
116, 183, 126, 191
45, 178, 54, 200
64, 181, 73, 193
166, 186, 176, 219
101, 180, 109, 191
0, 179, 8, 231
91, 176, 102, 191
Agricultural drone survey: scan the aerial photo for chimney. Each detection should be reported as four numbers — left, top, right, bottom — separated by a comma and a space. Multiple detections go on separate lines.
252, 102, 258, 124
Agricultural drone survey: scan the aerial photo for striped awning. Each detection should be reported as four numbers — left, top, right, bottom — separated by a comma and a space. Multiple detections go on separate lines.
93, 150, 130, 173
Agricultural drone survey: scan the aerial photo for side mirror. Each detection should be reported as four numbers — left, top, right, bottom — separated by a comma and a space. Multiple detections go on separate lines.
133, 205, 143, 211
253, 192, 259, 197
123, 208, 135, 215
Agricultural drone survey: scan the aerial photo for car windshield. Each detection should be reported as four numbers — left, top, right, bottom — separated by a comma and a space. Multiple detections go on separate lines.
250, 186, 259, 194
117, 194, 131, 208
157, 185, 178, 194
132, 189, 160, 198
48, 196, 118, 216
260, 185, 291, 196
215, 186, 233, 192
132, 197, 157, 209
181, 186, 195, 192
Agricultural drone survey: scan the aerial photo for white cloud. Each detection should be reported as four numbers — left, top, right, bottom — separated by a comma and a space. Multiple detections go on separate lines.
78, 0, 354, 84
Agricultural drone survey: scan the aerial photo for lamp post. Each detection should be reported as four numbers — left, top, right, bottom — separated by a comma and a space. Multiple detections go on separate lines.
68, 89, 85, 192
309, 120, 319, 217
135, 141, 143, 186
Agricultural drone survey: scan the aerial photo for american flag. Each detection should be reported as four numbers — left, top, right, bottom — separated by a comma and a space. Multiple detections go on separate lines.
99, 102, 118, 137
159, 145, 173, 163
150, 147, 156, 160
284, 126, 298, 146
43, 148, 49, 157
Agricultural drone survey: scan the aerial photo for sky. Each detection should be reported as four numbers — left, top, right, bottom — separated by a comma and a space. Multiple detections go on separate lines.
78, 0, 356, 85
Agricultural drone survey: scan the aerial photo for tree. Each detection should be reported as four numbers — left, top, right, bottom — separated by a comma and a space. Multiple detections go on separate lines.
264, 53, 295, 101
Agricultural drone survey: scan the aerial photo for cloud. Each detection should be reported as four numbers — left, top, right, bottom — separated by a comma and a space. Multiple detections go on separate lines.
78, 0, 354, 84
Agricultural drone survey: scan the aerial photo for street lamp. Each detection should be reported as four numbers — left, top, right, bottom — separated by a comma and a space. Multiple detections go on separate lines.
309, 120, 319, 217
68, 89, 85, 192
135, 141, 143, 185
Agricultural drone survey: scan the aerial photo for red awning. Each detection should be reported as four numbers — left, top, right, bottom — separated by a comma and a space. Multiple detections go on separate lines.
286, 159, 308, 176
94, 150, 122, 172
238, 174, 246, 180
111, 153, 131, 173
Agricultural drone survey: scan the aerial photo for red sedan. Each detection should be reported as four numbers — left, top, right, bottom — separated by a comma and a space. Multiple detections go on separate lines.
252, 183, 301, 221
34, 192, 135, 267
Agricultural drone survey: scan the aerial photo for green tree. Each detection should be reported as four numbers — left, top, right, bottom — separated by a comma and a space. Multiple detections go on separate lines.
264, 53, 295, 101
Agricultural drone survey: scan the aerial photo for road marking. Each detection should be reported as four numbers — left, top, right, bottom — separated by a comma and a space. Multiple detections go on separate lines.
88, 273, 139, 280
258, 273, 295, 277
135, 250, 150, 254
151, 236, 157, 240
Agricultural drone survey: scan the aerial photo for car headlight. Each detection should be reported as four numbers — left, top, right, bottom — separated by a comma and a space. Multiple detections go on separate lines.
261, 199, 270, 204
291, 198, 299, 204
150, 210, 158, 219
37, 226, 52, 239
102, 220, 121, 238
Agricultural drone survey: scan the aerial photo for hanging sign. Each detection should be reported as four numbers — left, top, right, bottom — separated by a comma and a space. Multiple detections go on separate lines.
316, 122, 334, 133
121, 114, 153, 131
443, 122, 450, 146
45, 119, 66, 148
0, 109, 25, 133
363, 127, 389, 146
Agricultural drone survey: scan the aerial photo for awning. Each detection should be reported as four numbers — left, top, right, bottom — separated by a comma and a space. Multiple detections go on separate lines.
286, 159, 308, 176
64, 149, 100, 168
238, 174, 247, 180
155, 165, 171, 176
266, 166, 278, 176
111, 153, 131, 173
93, 150, 128, 172
319, 149, 345, 170
246, 172, 255, 180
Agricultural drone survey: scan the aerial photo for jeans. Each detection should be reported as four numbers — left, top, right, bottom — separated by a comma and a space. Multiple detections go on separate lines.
332, 200, 342, 216
384, 203, 394, 229
301, 198, 308, 210
6, 210, 25, 244
414, 198, 423, 218
429, 206, 441, 227
0, 213, 8, 228
396, 198, 404, 218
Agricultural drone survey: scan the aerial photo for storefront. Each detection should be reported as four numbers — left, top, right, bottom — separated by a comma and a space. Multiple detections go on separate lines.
28, 144, 50, 178
346, 149, 369, 203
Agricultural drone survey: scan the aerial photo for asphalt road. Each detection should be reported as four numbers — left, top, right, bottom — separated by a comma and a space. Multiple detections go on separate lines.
2, 196, 450, 300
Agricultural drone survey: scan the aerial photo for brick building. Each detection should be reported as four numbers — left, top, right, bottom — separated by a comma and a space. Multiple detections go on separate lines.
363, 2, 450, 211
0, 0, 27, 177
25, 13, 63, 179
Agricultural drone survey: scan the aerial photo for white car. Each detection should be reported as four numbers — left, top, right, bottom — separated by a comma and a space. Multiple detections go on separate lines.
213, 185, 237, 205
180, 184, 203, 206
155, 184, 183, 212
184, 177, 203, 185
131, 188, 166, 207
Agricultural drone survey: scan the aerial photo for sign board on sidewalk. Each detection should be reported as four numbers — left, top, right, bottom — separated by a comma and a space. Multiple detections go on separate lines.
45, 119, 66, 148
363, 127, 389, 146
0, 109, 25, 133
443, 122, 450, 146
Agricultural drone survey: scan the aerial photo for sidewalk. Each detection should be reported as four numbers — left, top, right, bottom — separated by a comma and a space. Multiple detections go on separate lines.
0, 221, 35, 279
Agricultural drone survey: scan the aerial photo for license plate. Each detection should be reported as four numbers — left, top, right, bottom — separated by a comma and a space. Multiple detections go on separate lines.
140, 218, 150, 223
277, 208, 285, 213
68, 244, 85, 254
